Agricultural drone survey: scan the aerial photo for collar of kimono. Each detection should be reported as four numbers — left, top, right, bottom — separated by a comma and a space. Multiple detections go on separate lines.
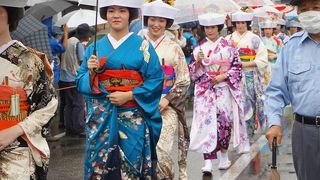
204, 37, 222, 57
144, 34, 166, 49
231, 31, 249, 47
0, 41, 27, 65
107, 32, 133, 49
0, 40, 16, 54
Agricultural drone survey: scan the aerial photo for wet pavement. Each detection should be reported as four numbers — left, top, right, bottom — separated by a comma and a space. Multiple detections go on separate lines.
47, 105, 297, 180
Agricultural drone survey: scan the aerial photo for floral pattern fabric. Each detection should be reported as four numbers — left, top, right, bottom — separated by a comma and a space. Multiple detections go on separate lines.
0, 41, 58, 179
189, 37, 247, 154
145, 35, 190, 180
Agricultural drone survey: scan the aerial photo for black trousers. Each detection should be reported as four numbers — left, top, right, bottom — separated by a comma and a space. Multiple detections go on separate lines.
58, 81, 85, 134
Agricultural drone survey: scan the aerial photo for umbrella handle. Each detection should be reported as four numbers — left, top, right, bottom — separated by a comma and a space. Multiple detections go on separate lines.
93, 0, 99, 73
271, 137, 277, 169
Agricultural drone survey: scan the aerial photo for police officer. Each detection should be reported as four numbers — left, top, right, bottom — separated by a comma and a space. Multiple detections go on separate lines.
265, 0, 320, 179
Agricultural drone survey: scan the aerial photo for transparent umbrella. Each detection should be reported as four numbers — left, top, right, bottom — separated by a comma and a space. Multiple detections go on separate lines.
174, 0, 241, 24
253, 6, 282, 18
233, 0, 274, 7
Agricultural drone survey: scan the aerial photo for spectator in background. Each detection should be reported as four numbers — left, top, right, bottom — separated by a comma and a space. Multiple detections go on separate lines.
286, 19, 303, 36
182, 27, 197, 64
274, 19, 288, 43
129, 9, 142, 34
166, 24, 186, 48
42, 17, 68, 86
59, 23, 93, 137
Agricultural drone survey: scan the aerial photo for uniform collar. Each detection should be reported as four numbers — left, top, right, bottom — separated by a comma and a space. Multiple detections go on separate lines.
299, 31, 320, 45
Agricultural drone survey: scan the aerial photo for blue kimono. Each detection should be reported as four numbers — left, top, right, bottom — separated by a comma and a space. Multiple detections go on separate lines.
76, 33, 164, 179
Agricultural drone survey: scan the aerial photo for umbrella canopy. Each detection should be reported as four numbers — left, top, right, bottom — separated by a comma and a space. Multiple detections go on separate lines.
1, 0, 28, 7
55, 9, 107, 28
174, 0, 241, 24
253, 6, 282, 17
253, 6, 282, 21
68, 0, 97, 6
233, 0, 274, 7
25, 0, 72, 21
27, 0, 51, 6
11, 14, 53, 62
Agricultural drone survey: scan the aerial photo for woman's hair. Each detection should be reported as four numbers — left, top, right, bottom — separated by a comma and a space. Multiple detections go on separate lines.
143, 16, 174, 29
232, 21, 252, 31
3, 6, 24, 32
200, 24, 224, 33
262, 28, 276, 31
99, 7, 139, 24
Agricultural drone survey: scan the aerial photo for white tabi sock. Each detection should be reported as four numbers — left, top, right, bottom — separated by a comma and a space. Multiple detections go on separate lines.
219, 151, 229, 164
202, 159, 213, 172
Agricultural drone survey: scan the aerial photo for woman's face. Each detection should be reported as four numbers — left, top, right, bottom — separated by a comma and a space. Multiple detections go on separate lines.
106, 6, 130, 32
235, 21, 248, 34
289, 27, 298, 35
147, 16, 167, 39
204, 26, 220, 41
276, 24, 282, 31
263, 28, 273, 37
0, 6, 9, 35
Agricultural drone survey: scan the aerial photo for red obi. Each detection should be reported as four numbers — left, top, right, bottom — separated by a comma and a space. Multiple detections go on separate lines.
92, 69, 143, 107
0, 85, 29, 131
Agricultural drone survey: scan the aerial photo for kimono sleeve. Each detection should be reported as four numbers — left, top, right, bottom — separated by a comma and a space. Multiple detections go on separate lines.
226, 46, 242, 90
132, 41, 164, 119
18, 52, 58, 161
76, 44, 95, 96
252, 36, 269, 75
164, 45, 190, 103
189, 47, 207, 81
132, 41, 164, 161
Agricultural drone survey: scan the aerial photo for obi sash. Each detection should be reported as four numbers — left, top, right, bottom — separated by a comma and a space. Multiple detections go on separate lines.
239, 48, 256, 62
162, 65, 175, 94
202, 59, 231, 78
93, 69, 143, 107
0, 85, 29, 131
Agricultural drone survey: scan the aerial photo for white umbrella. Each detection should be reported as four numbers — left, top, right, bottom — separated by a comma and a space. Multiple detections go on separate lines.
174, 0, 241, 24
55, 9, 107, 28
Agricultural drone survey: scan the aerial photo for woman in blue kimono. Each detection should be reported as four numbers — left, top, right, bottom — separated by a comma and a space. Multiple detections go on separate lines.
75, 1, 164, 179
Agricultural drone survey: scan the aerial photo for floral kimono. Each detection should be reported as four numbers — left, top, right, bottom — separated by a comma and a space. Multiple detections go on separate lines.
226, 31, 269, 138
0, 41, 58, 180
144, 34, 190, 180
76, 33, 164, 180
188, 37, 247, 157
